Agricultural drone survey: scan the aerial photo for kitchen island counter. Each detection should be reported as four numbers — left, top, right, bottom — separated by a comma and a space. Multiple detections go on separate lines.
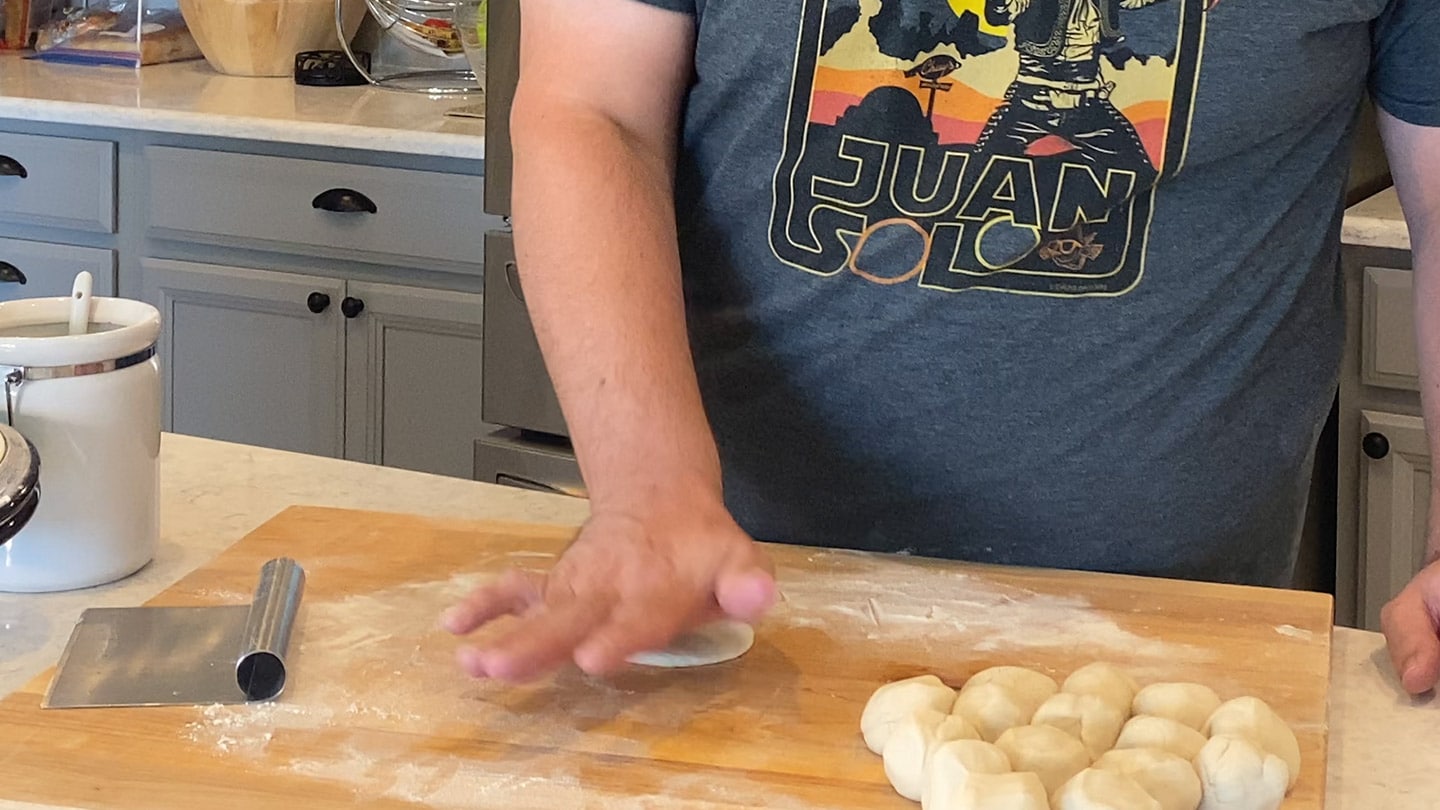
0, 433, 1431, 808
0, 53, 484, 159
1342, 186, 1407, 252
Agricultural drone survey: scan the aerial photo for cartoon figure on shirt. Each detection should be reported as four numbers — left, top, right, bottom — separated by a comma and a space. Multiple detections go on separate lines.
975, 0, 1157, 183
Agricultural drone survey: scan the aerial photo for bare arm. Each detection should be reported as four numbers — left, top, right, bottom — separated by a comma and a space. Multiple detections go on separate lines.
443, 0, 775, 682
509, 0, 718, 512
1375, 110, 1440, 694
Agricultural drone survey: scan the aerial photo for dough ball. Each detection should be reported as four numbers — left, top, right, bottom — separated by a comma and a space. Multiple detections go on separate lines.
1094, 747, 1203, 810
861, 674, 958, 754
1113, 715, 1208, 762
626, 620, 755, 668
942, 770, 1049, 810
921, 739, 1012, 810
1194, 734, 1288, 810
961, 666, 1059, 714
883, 709, 982, 801
1203, 697, 1301, 790
1062, 662, 1139, 715
1053, 767, 1163, 810
994, 724, 1090, 795
953, 682, 1037, 743
1032, 691, 1127, 759
1130, 682, 1222, 732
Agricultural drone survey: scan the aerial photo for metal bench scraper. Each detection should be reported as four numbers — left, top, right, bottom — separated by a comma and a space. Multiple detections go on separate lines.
42, 557, 306, 709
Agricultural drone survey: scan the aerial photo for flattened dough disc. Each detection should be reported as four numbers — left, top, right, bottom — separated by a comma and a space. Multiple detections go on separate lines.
627, 620, 755, 668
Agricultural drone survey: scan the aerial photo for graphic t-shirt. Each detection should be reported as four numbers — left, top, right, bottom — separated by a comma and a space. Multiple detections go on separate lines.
623, 0, 1439, 585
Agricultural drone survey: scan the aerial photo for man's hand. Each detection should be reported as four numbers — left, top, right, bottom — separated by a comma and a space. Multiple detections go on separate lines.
1376, 110, 1440, 694
1387, 500, 1440, 694
442, 504, 776, 682
1381, 553, 1440, 695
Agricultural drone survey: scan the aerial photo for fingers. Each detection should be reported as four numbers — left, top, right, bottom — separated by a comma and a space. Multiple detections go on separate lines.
1381, 580, 1440, 695
715, 545, 778, 622
449, 513, 773, 683
441, 568, 543, 635
572, 602, 695, 675
459, 599, 608, 683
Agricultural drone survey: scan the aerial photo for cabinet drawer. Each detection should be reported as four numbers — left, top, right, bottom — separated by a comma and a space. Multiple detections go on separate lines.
1360, 266, 1419, 392
145, 146, 494, 270
0, 237, 115, 302
0, 133, 116, 233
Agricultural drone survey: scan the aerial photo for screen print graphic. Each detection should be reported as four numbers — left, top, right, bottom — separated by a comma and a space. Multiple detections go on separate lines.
769, 0, 1220, 297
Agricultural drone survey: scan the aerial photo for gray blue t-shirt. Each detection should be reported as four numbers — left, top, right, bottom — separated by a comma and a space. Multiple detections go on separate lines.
623, 0, 1438, 586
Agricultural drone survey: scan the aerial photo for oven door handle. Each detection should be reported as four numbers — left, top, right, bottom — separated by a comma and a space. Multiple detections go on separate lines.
503, 261, 525, 304
495, 473, 585, 498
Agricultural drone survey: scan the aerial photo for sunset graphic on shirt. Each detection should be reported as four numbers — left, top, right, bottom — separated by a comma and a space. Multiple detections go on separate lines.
768, 0, 1215, 298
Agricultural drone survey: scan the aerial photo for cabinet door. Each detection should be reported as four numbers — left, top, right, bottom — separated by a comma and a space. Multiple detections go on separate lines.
0, 237, 115, 301
1360, 266, 1419, 392
1359, 410, 1433, 630
143, 258, 346, 457
343, 281, 488, 478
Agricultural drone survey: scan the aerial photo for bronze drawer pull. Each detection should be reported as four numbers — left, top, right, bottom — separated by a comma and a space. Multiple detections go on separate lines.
0, 156, 27, 179
312, 187, 377, 214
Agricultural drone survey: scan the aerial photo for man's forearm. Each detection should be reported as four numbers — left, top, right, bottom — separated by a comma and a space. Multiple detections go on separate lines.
1376, 111, 1440, 560
1416, 260, 1440, 563
508, 103, 721, 514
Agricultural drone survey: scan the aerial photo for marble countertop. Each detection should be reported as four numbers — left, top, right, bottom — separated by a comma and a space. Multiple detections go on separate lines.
0, 53, 485, 159
0, 433, 1433, 808
1342, 186, 1408, 252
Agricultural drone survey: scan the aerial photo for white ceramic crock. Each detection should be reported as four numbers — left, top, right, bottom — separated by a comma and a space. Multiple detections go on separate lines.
0, 295, 161, 592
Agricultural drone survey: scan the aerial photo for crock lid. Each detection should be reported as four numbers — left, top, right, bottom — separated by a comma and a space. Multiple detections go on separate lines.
0, 423, 40, 546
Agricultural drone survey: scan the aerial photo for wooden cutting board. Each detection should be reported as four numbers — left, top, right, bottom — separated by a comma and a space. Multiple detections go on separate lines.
0, 505, 1332, 809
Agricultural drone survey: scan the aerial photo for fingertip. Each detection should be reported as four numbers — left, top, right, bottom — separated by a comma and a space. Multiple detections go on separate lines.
440, 605, 472, 635
717, 568, 778, 621
1382, 584, 1440, 695
456, 645, 488, 678
479, 653, 550, 685
573, 641, 628, 677
1401, 648, 1440, 695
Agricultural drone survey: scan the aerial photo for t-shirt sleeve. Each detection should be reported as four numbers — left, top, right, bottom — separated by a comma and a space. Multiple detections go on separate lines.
1369, 0, 1440, 126
627, 0, 695, 13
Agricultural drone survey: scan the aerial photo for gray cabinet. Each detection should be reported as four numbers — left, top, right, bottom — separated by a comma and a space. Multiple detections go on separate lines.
0, 132, 116, 233
144, 258, 485, 478
1358, 410, 1432, 629
143, 258, 347, 458
145, 146, 497, 269
1338, 246, 1434, 630
343, 281, 489, 479
0, 237, 116, 301
0, 119, 494, 481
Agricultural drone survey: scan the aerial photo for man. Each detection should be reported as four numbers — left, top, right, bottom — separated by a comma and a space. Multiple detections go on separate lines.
442, 0, 1440, 695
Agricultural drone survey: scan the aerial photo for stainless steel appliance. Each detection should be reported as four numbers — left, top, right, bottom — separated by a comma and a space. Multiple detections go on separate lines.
474, 0, 585, 496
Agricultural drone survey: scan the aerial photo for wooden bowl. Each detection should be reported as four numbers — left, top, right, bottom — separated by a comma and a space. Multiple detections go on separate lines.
178, 0, 367, 77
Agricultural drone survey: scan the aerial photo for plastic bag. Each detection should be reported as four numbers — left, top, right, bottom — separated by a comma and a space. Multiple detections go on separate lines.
30, 2, 201, 66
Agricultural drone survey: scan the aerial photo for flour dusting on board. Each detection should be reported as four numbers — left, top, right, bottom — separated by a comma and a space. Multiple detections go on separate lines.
283, 744, 587, 808
1274, 624, 1315, 641
181, 556, 801, 808
770, 550, 1212, 673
